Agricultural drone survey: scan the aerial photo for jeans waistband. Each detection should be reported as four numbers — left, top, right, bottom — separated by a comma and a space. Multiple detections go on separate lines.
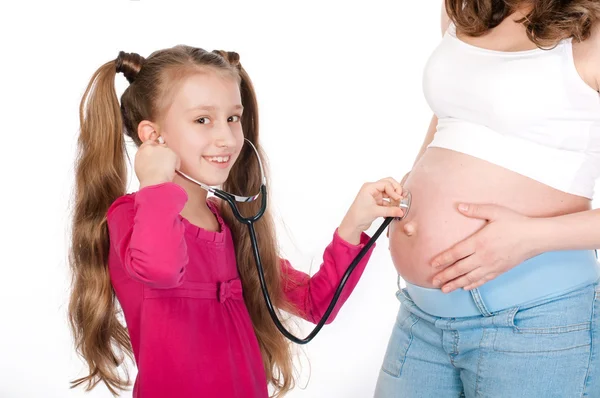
402, 250, 600, 318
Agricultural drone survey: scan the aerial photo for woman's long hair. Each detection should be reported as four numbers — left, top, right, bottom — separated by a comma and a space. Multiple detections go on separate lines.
445, 0, 600, 46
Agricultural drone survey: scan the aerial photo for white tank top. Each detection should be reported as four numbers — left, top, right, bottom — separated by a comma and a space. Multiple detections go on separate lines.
424, 22, 600, 199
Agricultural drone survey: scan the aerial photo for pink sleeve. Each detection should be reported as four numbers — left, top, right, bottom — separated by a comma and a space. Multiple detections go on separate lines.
280, 229, 375, 325
106, 182, 189, 288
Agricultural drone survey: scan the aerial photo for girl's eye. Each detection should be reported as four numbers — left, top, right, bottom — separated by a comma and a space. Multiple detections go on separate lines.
195, 117, 211, 124
228, 115, 241, 123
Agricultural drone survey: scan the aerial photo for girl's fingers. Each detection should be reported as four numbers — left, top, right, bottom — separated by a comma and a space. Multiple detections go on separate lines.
375, 205, 404, 219
382, 177, 403, 196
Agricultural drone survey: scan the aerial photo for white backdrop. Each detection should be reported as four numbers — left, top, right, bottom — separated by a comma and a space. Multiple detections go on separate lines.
2, 1, 457, 397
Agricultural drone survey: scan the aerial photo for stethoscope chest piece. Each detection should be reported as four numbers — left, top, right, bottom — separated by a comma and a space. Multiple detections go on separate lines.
394, 190, 411, 221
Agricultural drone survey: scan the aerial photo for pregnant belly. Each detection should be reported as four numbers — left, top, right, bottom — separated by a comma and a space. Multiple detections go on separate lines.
389, 147, 590, 288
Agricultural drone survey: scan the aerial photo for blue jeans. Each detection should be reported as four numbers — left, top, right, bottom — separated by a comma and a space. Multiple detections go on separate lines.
374, 282, 600, 397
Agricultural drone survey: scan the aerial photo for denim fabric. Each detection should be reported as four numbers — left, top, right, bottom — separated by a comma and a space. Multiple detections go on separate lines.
374, 282, 600, 397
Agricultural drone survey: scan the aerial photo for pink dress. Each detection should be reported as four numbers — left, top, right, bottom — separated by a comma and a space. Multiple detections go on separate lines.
106, 182, 375, 398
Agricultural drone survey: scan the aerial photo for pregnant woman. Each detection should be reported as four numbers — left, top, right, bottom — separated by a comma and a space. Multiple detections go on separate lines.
375, 1, 600, 397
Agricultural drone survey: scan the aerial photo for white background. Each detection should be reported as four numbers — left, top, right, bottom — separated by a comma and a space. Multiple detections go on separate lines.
1, 1, 452, 397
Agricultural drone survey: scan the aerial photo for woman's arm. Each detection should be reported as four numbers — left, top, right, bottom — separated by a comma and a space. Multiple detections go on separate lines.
574, 20, 600, 92
407, 114, 439, 175
529, 208, 600, 254
401, 3, 450, 182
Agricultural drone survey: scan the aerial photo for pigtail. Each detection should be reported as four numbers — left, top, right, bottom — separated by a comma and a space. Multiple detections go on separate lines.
68, 57, 134, 395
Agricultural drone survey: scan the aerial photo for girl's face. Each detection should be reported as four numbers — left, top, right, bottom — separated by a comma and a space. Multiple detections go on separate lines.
159, 70, 245, 187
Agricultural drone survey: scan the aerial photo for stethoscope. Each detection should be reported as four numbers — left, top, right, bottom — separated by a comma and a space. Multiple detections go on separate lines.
161, 137, 412, 344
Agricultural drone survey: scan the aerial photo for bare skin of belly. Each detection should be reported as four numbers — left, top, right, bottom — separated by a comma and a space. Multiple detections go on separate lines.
388, 147, 591, 288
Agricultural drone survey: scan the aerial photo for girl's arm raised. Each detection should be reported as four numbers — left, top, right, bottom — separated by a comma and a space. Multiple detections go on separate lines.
106, 182, 189, 288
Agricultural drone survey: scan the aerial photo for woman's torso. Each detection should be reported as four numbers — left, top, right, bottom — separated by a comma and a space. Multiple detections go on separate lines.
390, 16, 599, 288
390, 148, 591, 287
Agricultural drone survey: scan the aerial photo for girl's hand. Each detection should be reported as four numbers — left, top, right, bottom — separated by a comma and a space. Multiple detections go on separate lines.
135, 137, 181, 189
338, 177, 405, 244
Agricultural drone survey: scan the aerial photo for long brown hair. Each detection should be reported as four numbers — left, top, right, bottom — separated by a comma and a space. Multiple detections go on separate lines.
445, 0, 600, 47
69, 46, 295, 396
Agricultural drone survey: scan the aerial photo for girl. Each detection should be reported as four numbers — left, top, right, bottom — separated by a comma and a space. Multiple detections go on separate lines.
376, 1, 600, 397
68, 46, 405, 398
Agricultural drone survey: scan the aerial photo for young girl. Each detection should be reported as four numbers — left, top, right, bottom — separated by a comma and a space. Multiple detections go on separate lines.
68, 46, 404, 398
377, 1, 600, 397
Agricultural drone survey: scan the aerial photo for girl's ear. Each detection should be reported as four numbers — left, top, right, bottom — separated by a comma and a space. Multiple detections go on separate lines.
137, 120, 160, 142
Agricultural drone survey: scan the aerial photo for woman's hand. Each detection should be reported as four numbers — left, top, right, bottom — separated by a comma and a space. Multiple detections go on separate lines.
430, 203, 541, 293
338, 178, 406, 244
